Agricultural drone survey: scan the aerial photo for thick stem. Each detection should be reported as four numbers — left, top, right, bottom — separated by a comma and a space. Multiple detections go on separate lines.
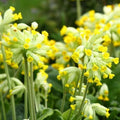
1, 45, 16, 120
60, 88, 66, 112
76, 0, 81, 19
24, 57, 33, 120
0, 92, 6, 120
30, 62, 36, 120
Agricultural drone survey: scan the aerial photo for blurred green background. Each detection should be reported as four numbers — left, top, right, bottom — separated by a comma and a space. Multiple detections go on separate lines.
0, 0, 120, 40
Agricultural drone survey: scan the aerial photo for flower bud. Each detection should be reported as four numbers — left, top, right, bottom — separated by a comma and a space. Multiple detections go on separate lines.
31, 21, 38, 30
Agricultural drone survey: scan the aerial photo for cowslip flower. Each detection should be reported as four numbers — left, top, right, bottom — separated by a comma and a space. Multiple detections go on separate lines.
2, 22, 51, 69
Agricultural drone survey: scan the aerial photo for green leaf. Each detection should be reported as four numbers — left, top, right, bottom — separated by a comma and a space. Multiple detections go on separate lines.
46, 109, 64, 120
37, 108, 54, 120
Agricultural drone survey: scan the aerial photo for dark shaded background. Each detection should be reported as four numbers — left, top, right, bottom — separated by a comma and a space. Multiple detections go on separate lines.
0, 0, 120, 41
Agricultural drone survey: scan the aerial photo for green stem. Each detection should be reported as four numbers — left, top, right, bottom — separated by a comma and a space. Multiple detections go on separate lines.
24, 57, 34, 120
67, 73, 81, 120
24, 61, 28, 119
79, 70, 85, 95
76, 0, 81, 19
110, 32, 115, 57
0, 92, 6, 120
60, 88, 66, 112
1, 45, 16, 120
45, 90, 47, 108
30, 62, 36, 120
77, 82, 89, 120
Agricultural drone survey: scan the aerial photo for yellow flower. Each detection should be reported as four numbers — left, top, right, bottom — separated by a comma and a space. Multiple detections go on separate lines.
104, 90, 108, 95
101, 66, 107, 72
69, 96, 75, 102
103, 52, 110, 59
25, 38, 30, 43
13, 13, 19, 20
104, 96, 109, 101
98, 46, 107, 52
57, 75, 61, 80
10, 6, 15, 11
107, 62, 112, 68
36, 43, 41, 48
42, 31, 49, 37
89, 115, 93, 120
65, 84, 69, 87
63, 55, 70, 62
71, 52, 79, 63
92, 64, 98, 71
106, 112, 110, 118
96, 82, 102, 86
84, 71, 89, 77
85, 49, 92, 56
70, 104, 76, 110
109, 74, 115, 79
27, 56, 33, 62
98, 95, 104, 100
60, 25, 67, 36
13, 37, 18, 42
11, 62, 18, 69
113, 58, 119, 64
103, 73, 108, 79
18, 12, 22, 19
87, 78, 93, 83
24, 43, 29, 49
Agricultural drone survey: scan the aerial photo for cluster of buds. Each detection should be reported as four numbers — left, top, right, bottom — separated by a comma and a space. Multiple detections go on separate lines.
75, 4, 120, 57
69, 96, 110, 119
97, 83, 109, 101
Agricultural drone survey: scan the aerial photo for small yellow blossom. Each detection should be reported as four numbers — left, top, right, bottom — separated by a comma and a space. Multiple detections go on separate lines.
65, 83, 69, 87
71, 52, 79, 63
104, 96, 109, 101
24, 43, 29, 49
60, 25, 67, 36
109, 74, 115, 79
42, 31, 49, 37
27, 56, 33, 62
89, 115, 93, 120
103, 52, 110, 59
106, 112, 110, 118
18, 12, 22, 19
36, 43, 41, 48
57, 75, 61, 80
107, 62, 112, 68
25, 38, 30, 43
98, 95, 104, 100
69, 96, 75, 102
63, 55, 70, 62
101, 66, 107, 72
103, 73, 108, 79
10, 6, 15, 11
113, 58, 119, 64
87, 78, 94, 83
70, 104, 76, 110
92, 64, 98, 71
84, 71, 89, 77
85, 49, 92, 56
13, 37, 18, 42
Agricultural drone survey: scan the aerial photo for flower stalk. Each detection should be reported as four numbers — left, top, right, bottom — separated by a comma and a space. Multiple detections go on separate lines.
24, 56, 34, 120
0, 92, 6, 120
1, 44, 16, 120
30, 62, 36, 120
